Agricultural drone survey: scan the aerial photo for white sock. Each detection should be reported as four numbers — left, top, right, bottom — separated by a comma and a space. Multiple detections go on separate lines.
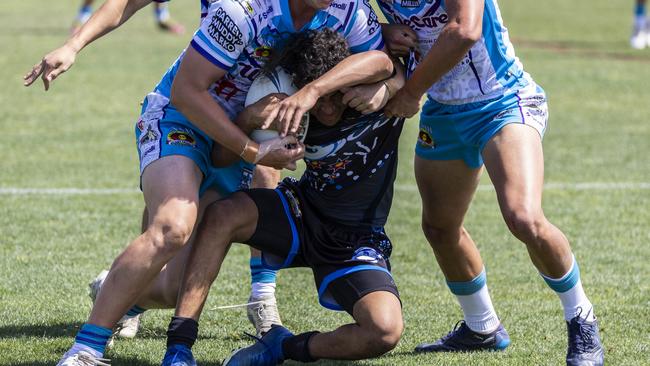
251, 282, 276, 299
635, 15, 647, 31
456, 284, 501, 334
541, 256, 595, 322
69, 343, 102, 358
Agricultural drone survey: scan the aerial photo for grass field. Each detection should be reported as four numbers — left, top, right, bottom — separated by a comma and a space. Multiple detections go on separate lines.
1, 1, 650, 365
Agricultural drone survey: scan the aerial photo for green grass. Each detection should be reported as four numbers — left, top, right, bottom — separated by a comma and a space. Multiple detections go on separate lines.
1, 0, 649, 365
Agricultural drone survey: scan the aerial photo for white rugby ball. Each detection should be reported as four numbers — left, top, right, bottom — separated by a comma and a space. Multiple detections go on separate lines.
244, 67, 309, 143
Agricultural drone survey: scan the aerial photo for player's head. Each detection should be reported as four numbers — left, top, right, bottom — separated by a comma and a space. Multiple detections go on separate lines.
269, 28, 351, 125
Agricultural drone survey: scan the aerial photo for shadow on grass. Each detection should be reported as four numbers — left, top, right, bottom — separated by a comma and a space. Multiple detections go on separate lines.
0, 322, 83, 339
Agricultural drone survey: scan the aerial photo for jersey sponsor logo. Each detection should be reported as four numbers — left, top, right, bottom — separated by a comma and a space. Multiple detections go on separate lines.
395, 12, 448, 29
207, 7, 244, 52
417, 127, 434, 148
330, 2, 347, 10
400, 0, 420, 7
139, 125, 159, 145
257, 5, 273, 22
166, 130, 197, 147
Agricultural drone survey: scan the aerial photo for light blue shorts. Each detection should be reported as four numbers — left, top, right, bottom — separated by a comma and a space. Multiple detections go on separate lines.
135, 92, 254, 197
415, 83, 548, 168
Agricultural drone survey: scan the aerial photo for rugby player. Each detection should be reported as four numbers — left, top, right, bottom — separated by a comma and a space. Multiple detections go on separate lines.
379, 1, 604, 365
71, 0, 184, 35
160, 28, 405, 365
55, 1, 399, 365
631, 0, 649, 49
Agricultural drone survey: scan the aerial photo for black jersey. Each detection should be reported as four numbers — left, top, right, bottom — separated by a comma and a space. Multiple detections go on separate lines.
299, 110, 405, 227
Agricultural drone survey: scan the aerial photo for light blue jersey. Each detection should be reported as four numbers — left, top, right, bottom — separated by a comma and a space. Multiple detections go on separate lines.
154, 0, 384, 118
136, 0, 384, 195
378, 0, 532, 105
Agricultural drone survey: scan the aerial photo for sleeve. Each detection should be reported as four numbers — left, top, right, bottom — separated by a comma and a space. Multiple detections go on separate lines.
189, 0, 253, 70
344, 1, 385, 54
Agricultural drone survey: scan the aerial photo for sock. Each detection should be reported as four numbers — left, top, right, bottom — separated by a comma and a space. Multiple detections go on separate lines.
282, 331, 319, 362
77, 5, 93, 23
166, 316, 199, 349
155, 3, 170, 23
125, 305, 147, 317
74, 323, 112, 355
635, 3, 647, 29
250, 257, 277, 298
541, 255, 595, 322
447, 269, 501, 334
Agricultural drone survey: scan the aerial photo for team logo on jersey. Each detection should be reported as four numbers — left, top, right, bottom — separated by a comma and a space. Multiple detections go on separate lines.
254, 46, 272, 59
417, 128, 434, 148
166, 130, 196, 147
400, 0, 420, 7
207, 7, 244, 52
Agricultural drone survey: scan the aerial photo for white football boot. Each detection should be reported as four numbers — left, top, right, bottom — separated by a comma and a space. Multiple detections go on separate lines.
246, 294, 283, 337
57, 348, 110, 366
631, 27, 647, 49
88, 270, 142, 346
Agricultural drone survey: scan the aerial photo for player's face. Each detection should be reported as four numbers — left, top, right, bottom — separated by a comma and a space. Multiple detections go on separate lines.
304, 0, 334, 10
311, 92, 345, 126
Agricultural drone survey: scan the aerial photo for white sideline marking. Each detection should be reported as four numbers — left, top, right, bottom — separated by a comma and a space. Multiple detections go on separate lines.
0, 182, 649, 196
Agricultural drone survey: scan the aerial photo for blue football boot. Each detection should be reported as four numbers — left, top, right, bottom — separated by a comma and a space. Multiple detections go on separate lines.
161, 344, 197, 366
566, 312, 604, 366
223, 325, 294, 366
415, 321, 510, 353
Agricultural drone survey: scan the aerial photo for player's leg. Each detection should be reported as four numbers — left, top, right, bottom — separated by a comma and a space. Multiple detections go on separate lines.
153, 2, 185, 35
413, 157, 509, 352
248, 166, 282, 336
58, 156, 203, 365
162, 192, 263, 365
482, 123, 603, 365
631, 0, 648, 49
413, 114, 508, 352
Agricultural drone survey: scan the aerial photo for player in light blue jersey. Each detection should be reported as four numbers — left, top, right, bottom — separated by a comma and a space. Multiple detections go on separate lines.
380, 1, 603, 365
25, 0, 287, 346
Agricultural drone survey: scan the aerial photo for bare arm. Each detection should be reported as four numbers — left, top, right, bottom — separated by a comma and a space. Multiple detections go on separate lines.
264, 50, 394, 136
385, 0, 484, 118
172, 48, 302, 169
24, 0, 151, 90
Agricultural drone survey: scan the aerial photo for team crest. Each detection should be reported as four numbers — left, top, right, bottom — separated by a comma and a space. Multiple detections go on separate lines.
254, 46, 272, 59
140, 125, 159, 145
167, 130, 196, 147
418, 128, 434, 148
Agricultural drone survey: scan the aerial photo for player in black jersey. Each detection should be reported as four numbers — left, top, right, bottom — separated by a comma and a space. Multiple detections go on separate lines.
165, 29, 406, 365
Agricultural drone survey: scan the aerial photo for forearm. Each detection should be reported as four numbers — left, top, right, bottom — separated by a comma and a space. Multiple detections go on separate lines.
172, 86, 257, 162
383, 56, 406, 99
308, 50, 393, 97
65, 0, 151, 52
212, 109, 256, 167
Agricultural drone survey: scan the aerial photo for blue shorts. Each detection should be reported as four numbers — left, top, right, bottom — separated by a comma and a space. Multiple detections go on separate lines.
135, 92, 254, 196
415, 83, 548, 168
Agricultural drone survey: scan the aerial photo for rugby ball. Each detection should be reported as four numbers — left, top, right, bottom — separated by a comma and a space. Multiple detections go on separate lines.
244, 67, 309, 142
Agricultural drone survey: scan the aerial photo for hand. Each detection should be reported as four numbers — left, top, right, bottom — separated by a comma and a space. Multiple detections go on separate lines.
341, 83, 391, 115
255, 135, 304, 171
242, 93, 288, 130
384, 87, 422, 118
262, 85, 320, 137
24, 44, 79, 91
382, 24, 418, 58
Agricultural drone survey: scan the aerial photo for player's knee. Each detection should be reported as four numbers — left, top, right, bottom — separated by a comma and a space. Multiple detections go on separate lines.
503, 207, 546, 242
149, 216, 194, 253
362, 315, 403, 357
421, 218, 462, 250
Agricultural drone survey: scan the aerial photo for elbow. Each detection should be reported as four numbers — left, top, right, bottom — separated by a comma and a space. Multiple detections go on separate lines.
454, 24, 482, 46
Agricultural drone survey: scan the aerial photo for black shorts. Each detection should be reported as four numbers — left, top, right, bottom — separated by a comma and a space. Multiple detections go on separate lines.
242, 178, 400, 314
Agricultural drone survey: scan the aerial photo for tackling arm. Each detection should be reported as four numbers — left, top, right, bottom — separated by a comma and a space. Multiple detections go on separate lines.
24, 0, 152, 90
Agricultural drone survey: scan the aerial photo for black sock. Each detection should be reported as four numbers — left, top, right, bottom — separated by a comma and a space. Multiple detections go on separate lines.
166, 316, 199, 349
282, 331, 320, 362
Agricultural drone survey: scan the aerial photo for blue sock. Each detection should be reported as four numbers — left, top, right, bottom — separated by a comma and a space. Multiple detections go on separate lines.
636, 3, 646, 16
446, 270, 486, 296
74, 323, 112, 354
125, 305, 147, 317
250, 257, 277, 284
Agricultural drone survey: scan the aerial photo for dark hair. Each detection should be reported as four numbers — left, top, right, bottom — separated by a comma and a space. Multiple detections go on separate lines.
264, 28, 351, 88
